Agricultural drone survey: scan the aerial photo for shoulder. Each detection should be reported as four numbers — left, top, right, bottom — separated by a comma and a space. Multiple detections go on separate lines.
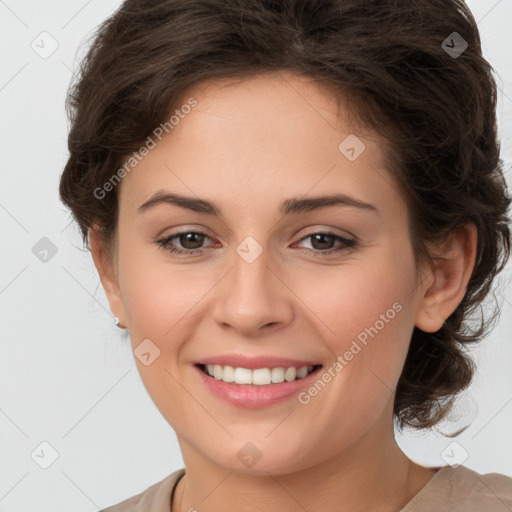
403, 465, 512, 512
100, 468, 185, 512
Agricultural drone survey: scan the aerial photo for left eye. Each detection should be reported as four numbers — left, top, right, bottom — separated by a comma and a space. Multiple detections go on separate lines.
156, 231, 356, 256
295, 232, 356, 254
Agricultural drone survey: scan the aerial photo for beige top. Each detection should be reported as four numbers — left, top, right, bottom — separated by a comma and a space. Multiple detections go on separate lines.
101, 465, 512, 512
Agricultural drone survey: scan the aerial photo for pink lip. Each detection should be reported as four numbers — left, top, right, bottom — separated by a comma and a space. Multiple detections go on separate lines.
194, 364, 323, 409
194, 354, 321, 370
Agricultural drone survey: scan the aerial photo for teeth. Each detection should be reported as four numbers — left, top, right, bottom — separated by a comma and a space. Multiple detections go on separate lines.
222, 365, 235, 382
271, 367, 285, 383
213, 365, 223, 380
234, 367, 253, 384
202, 364, 316, 385
284, 367, 296, 382
296, 366, 309, 379
252, 368, 272, 385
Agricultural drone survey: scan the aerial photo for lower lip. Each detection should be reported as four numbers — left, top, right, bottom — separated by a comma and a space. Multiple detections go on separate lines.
194, 365, 323, 408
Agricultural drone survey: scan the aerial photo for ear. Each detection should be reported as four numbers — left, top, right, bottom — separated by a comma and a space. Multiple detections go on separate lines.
415, 223, 477, 333
89, 226, 126, 328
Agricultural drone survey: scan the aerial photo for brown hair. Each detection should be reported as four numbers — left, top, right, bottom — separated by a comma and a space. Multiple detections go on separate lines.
59, 0, 510, 430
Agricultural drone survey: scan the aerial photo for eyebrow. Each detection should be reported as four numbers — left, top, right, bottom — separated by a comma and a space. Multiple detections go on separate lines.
137, 190, 379, 216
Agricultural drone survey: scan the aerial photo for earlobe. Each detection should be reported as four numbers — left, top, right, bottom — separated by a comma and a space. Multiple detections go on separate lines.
89, 226, 126, 327
415, 223, 477, 333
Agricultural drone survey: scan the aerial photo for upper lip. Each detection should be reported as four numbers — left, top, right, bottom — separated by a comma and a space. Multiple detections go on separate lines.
195, 354, 322, 370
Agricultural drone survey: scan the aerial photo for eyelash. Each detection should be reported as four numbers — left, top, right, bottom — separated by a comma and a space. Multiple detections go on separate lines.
156, 230, 357, 257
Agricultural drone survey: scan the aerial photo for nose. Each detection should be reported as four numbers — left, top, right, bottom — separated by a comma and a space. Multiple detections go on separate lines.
213, 244, 294, 337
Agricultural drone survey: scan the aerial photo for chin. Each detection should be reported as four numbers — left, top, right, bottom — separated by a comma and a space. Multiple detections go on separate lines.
204, 441, 319, 476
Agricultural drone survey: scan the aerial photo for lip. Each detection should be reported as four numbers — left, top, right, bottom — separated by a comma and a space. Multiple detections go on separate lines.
194, 354, 321, 370
194, 363, 323, 409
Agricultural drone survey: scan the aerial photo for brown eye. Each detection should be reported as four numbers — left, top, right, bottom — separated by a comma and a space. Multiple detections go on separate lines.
309, 233, 336, 251
157, 231, 214, 255
177, 232, 206, 250
296, 232, 356, 256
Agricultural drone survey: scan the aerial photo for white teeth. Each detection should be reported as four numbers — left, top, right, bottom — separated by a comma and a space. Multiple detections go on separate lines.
222, 365, 235, 382
213, 364, 223, 380
234, 367, 253, 384
203, 364, 315, 385
284, 367, 296, 382
252, 368, 272, 385
296, 366, 309, 379
271, 367, 285, 383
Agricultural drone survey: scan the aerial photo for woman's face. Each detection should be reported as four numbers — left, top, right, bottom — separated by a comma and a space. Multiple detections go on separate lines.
102, 71, 433, 474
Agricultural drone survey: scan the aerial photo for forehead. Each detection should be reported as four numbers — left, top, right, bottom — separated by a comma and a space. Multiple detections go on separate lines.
117, 71, 404, 222
171, 71, 368, 153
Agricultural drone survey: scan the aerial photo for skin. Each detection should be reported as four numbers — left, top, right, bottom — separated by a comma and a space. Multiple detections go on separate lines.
90, 71, 477, 512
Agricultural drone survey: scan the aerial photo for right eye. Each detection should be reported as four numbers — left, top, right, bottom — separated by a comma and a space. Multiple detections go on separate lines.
156, 230, 216, 256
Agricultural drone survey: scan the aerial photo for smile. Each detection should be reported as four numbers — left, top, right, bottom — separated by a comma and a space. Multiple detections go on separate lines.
195, 363, 324, 408
198, 364, 320, 385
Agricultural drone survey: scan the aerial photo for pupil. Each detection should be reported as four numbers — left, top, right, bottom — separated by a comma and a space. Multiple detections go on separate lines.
312, 234, 333, 250
181, 233, 204, 249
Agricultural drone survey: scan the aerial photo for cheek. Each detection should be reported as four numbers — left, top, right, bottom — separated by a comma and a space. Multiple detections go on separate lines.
295, 252, 417, 391
296, 252, 416, 339
117, 240, 216, 341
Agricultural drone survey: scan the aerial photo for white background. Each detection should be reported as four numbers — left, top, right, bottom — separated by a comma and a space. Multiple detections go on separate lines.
0, 1, 511, 511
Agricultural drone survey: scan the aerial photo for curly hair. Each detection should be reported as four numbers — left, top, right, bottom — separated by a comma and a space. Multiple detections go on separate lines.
59, 0, 511, 430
